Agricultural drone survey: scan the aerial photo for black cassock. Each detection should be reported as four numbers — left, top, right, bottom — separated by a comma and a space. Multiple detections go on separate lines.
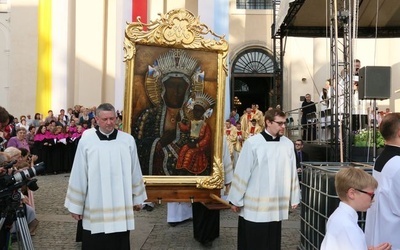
192, 202, 221, 246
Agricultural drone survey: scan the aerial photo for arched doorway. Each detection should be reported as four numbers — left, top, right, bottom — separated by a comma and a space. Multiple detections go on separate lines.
231, 48, 276, 115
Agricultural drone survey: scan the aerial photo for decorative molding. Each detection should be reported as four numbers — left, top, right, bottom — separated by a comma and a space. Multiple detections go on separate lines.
124, 8, 228, 73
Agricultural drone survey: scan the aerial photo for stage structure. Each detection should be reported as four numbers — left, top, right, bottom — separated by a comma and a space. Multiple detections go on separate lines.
273, 0, 400, 162
273, 1, 398, 247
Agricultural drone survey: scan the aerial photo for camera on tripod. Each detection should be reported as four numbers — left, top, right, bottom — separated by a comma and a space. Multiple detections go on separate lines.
0, 161, 45, 249
0, 162, 45, 211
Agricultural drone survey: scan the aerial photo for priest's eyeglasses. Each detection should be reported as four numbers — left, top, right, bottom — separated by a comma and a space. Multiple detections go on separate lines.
272, 121, 286, 126
355, 188, 375, 200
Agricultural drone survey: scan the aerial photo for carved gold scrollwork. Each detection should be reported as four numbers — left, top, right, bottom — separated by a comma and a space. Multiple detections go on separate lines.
163, 19, 194, 45
124, 8, 228, 64
197, 157, 224, 189
123, 39, 135, 61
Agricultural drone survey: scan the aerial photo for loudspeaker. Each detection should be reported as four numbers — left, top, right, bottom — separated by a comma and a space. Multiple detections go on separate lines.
358, 66, 391, 99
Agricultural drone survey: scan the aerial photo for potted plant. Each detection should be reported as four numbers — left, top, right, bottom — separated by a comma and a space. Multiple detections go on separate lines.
353, 129, 384, 148
352, 129, 384, 162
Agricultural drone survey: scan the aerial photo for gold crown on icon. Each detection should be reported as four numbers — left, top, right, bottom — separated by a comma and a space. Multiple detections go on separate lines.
157, 49, 199, 77
193, 92, 215, 110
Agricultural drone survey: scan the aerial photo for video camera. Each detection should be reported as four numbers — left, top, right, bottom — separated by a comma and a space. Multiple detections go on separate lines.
0, 162, 45, 190
0, 162, 45, 212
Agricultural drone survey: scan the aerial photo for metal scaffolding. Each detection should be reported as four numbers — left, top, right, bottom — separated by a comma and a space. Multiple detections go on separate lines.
272, 0, 283, 108
273, 0, 358, 162
330, 0, 359, 162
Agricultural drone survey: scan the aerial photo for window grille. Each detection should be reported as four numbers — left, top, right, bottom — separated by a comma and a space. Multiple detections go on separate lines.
236, 0, 273, 9
233, 49, 274, 74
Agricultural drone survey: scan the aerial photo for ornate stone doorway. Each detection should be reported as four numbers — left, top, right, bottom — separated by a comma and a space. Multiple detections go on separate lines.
231, 48, 276, 114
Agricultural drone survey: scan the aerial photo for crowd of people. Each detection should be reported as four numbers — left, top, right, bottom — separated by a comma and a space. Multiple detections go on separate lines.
0, 105, 124, 175
0, 104, 145, 249
0, 104, 125, 246
224, 104, 272, 168
1, 101, 399, 249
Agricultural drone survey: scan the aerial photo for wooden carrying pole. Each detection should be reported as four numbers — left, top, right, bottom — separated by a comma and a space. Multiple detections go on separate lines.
209, 194, 232, 208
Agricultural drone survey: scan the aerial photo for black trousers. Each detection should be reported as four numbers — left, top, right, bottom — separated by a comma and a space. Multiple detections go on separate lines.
237, 216, 282, 250
192, 202, 220, 244
82, 229, 130, 250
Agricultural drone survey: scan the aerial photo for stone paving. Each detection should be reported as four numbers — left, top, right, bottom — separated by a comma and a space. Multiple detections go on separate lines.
15, 174, 301, 250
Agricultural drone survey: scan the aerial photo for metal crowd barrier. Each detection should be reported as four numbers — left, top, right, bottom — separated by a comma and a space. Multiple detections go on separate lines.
298, 162, 373, 250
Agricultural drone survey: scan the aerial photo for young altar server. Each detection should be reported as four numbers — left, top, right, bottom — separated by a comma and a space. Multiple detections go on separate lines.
321, 167, 391, 250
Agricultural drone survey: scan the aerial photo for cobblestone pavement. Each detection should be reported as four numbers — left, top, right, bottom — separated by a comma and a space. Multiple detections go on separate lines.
17, 174, 301, 250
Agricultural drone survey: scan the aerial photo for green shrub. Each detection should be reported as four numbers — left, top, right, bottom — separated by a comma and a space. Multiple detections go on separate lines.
354, 129, 384, 148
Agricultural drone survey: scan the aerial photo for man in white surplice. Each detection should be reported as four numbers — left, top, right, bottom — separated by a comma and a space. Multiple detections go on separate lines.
64, 103, 147, 249
365, 113, 400, 249
228, 108, 300, 250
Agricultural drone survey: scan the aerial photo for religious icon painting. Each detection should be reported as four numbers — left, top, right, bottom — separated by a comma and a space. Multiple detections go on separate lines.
124, 8, 228, 201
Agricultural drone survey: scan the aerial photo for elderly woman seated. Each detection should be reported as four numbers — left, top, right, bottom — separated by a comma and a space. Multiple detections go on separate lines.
6, 127, 30, 153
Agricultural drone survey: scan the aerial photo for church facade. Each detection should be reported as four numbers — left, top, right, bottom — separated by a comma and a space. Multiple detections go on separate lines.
0, 0, 399, 119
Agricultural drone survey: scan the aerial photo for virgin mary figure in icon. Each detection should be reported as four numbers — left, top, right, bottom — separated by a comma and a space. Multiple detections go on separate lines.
133, 49, 214, 176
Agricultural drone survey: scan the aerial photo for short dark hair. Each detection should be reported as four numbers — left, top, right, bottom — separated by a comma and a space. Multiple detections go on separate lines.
379, 113, 400, 140
0, 106, 10, 125
264, 108, 286, 122
18, 147, 29, 157
96, 103, 116, 116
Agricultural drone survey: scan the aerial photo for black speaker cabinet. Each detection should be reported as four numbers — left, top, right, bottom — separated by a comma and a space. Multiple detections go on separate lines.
358, 66, 391, 99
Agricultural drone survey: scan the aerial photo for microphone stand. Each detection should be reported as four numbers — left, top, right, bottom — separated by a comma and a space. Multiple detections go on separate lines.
372, 99, 377, 162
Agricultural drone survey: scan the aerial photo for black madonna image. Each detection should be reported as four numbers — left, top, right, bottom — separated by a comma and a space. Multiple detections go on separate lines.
132, 49, 217, 176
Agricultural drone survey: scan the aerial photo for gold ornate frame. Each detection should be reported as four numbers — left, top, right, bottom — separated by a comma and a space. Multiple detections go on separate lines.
123, 9, 228, 202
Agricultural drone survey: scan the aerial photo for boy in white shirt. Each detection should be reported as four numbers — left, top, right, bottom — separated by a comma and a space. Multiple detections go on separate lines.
321, 167, 391, 250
